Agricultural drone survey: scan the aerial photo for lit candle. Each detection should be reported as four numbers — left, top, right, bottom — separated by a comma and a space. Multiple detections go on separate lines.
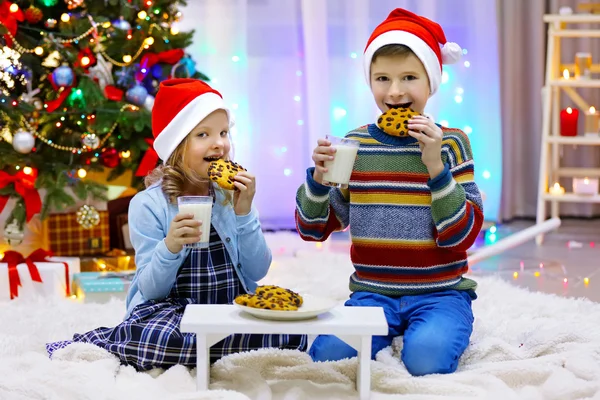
560, 107, 579, 136
573, 177, 599, 195
549, 182, 565, 195
563, 69, 570, 79
585, 106, 600, 136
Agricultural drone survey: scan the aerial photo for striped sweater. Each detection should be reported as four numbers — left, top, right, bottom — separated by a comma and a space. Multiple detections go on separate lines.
295, 123, 484, 298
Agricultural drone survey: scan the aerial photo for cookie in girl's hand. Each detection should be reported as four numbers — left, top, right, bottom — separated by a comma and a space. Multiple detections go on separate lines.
377, 107, 420, 137
207, 159, 247, 190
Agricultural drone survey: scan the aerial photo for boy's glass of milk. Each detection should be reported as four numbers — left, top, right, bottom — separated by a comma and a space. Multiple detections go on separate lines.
177, 196, 213, 248
322, 135, 360, 188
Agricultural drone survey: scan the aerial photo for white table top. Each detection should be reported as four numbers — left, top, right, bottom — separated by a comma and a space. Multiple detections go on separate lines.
181, 304, 388, 336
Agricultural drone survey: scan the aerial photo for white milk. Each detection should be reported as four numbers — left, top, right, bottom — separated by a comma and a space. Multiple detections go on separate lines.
178, 202, 212, 247
323, 144, 359, 186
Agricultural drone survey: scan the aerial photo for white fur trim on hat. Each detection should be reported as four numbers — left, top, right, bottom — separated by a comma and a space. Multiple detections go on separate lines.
153, 92, 234, 161
441, 42, 462, 64
364, 30, 442, 94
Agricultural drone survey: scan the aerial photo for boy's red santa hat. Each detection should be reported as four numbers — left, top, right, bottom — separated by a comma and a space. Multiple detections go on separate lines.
152, 78, 233, 162
363, 8, 462, 95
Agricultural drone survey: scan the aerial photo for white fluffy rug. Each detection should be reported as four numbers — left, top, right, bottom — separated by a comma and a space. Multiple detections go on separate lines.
2, 232, 600, 400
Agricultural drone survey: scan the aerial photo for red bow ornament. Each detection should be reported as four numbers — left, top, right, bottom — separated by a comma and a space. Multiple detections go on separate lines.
135, 49, 185, 82
0, 169, 41, 222
0, 1, 24, 47
135, 138, 159, 177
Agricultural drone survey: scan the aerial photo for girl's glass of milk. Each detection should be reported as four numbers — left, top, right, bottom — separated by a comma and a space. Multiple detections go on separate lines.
177, 196, 213, 248
322, 135, 360, 188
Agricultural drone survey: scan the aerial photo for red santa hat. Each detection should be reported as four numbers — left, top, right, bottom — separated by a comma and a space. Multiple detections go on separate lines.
152, 78, 233, 161
363, 8, 462, 95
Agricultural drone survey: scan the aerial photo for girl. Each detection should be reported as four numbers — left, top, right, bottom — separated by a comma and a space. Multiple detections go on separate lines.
47, 78, 306, 370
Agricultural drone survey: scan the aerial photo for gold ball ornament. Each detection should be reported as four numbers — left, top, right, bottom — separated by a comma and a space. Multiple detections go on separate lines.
76, 205, 100, 229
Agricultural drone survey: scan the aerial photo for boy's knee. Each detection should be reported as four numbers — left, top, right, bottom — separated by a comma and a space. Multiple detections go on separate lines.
401, 331, 461, 376
309, 335, 358, 362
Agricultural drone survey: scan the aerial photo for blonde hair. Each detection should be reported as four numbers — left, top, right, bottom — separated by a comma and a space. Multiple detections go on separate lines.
144, 135, 233, 205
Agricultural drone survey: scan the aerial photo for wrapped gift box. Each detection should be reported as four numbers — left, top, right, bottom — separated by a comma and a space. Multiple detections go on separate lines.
46, 211, 110, 256
0, 256, 80, 302
73, 271, 134, 303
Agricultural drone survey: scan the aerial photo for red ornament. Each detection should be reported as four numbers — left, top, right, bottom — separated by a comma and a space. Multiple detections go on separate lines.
24, 6, 43, 24
101, 148, 120, 168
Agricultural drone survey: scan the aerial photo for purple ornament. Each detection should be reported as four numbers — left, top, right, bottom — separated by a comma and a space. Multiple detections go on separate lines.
126, 85, 148, 106
52, 66, 74, 87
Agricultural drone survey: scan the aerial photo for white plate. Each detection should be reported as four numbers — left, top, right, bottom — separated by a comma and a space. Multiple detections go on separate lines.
234, 294, 337, 321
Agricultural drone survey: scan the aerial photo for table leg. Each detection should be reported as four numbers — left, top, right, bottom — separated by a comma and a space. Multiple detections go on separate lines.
356, 335, 372, 400
196, 334, 209, 391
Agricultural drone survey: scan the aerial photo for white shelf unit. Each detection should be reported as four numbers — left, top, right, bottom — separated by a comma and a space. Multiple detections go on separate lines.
536, 14, 600, 244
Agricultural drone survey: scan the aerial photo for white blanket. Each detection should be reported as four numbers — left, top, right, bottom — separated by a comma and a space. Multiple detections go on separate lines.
1, 239, 599, 400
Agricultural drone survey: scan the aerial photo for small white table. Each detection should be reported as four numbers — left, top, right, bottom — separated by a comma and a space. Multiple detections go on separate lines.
180, 304, 388, 400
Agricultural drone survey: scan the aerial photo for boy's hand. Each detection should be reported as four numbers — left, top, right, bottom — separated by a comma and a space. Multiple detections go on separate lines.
407, 116, 445, 179
165, 213, 202, 254
312, 138, 336, 184
233, 171, 256, 216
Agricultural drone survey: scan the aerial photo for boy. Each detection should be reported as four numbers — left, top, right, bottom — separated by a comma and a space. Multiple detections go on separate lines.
295, 8, 483, 376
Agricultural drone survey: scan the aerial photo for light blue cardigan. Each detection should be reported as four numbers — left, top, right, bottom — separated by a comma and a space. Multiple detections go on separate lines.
124, 181, 272, 318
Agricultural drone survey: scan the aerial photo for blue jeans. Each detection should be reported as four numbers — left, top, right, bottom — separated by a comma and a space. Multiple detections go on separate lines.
309, 290, 474, 376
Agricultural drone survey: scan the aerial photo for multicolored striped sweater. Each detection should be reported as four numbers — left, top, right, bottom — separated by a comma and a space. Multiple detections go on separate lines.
295, 124, 484, 298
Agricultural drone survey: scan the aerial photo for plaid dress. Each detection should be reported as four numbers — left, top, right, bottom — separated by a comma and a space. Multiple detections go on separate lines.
47, 226, 307, 370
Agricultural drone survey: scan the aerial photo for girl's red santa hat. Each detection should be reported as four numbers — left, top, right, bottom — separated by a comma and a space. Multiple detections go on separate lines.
152, 78, 234, 162
363, 8, 462, 95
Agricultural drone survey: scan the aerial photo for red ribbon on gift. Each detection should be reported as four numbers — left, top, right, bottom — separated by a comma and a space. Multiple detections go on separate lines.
135, 49, 185, 82
0, 169, 41, 222
0, 2, 24, 47
44, 72, 77, 113
2, 249, 71, 299
135, 138, 159, 176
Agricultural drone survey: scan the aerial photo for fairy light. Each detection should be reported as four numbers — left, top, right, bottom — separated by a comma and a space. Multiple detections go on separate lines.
584, 277, 590, 285
77, 168, 87, 178
513, 272, 518, 279
123, 55, 132, 63
61, 13, 70, 23
23, 166, 33, 175
138, 11, 147, 19
9, 3, 18, 12
81, 56, 90, 66
34, 46, 44, 55
120, 150, 131, 158
534, 271, 541, 277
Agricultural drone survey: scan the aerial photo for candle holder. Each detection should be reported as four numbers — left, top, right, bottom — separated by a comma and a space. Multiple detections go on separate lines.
575, 52, 592, 79
573, 177, 599, 195
560, 107, 579, 136
584, 106, 600, 137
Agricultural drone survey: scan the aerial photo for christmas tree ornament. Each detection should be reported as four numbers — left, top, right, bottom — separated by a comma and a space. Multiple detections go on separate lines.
3, 220, 25, 246
87, 53, 113, 91
82, 133, 100, 149
52, 65, 74, 87
144, 94, 154, 111
76, 205, 100, 229
65, 0, 84, 9
101, 147, 120, 168
42, 51, 61, 68
12, 130, 35, 154
44, 18, 57, 28
112, 17, 131, 30
126, 85, 148, 106
25, 6, 44, 24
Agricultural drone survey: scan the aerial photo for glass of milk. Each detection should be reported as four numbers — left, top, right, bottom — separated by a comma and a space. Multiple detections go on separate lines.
322, 135, 360, 188
177, 196, 213, 248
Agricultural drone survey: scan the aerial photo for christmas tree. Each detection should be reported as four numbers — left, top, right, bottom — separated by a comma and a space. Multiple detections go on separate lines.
0, 0, 207, 232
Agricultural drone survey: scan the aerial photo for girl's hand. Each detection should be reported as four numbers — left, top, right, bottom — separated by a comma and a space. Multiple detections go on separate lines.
165, 213, 202, 253
233, 171, 256, 216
